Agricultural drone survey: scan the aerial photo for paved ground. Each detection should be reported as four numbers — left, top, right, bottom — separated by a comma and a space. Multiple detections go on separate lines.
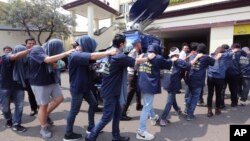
0, 72, 249, 141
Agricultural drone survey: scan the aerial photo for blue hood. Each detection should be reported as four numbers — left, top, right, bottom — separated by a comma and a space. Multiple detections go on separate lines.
44, 39, 64, 56
76, 35, 97, 53
147, 43, 161, 54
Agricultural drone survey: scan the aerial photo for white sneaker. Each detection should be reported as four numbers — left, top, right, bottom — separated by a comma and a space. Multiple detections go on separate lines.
150, 115, 159, 126
136, 130, 155, 140
40, 126, 52, 138
240, 101, 247, 106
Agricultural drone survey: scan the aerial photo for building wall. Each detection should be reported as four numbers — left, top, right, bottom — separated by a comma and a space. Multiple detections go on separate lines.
210, 26, 234, 52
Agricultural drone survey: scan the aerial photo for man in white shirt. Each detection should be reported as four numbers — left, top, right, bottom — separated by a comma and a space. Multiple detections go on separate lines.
179, 43, 190, 60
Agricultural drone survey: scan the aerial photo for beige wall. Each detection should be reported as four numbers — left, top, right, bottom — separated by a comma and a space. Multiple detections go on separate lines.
210, 26, 234, 53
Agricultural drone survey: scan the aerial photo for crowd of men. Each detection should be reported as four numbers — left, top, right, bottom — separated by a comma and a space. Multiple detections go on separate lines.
0, 34, 249, 141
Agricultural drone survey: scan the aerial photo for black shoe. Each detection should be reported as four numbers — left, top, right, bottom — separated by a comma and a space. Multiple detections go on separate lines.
120, 115, 132, 121
95, 107, 103, 112
136, 105, 143, 111
112, 136, 130, 141
29, 110, 38, 116
220, 105, 225, 109
231, 103, 238, 107
12, 124, 27, 132
85, 136, 96, 141
63, 132, 82, 141
5, 120, 12, 128
47, 117, 54, 126
177, 90, 182, 94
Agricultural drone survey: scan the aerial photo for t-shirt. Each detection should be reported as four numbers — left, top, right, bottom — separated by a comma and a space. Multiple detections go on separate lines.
1, 54, 23, 89
240, 55, 250, 77
101, 52, 135, 98
163, 59, 190, 93
68, 51, 91, 94
179, 50, 187, 60
139, 55, 172, 94
226, 50, 246, 76
186, 54, 215, 88
29, 47, 55, 86
207, 53, 231, 79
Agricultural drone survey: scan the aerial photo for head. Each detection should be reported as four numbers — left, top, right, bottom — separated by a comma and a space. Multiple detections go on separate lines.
75, 35, 97, 53
147, 43, 161, 55
132, 39, 142, 52
231, 43, 241, 52
221, 44, 229, 50
44, 39, 64, 56
197, 43, 207, 54
213, 46, 225, 55
25, 37, 36, 49
169, 47, 180, 58
182, 43, 189, 53
112, 34, 126, 49
242, 47, 250, 55
13, 45, 26, 54
190, 42, 199, 52
3, 46, 12, 54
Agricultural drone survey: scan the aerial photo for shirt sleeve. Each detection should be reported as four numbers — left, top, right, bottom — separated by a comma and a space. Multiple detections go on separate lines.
176, 59, 191, 71
158, 57, 172, 69
179, 51, 186, 60
208, 57, 215, 66
120, 55, 136, 67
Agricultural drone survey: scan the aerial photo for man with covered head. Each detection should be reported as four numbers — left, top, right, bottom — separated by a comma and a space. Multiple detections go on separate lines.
29, 39, 75, 138
63, 35, 117, 141
86, 34, 156, 141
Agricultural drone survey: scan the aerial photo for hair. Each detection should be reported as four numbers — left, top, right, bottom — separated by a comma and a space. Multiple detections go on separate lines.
112, 34, 126, 48
170, 47, 178, 52
3, 46, 12, 51
221, 44, 229, 50
25, 37, 36, 44
231, 43, 241, 49
213, 46, 225, 55
197, 43, 207, 54
182, 42, 189, 47
190, 42, 199, 51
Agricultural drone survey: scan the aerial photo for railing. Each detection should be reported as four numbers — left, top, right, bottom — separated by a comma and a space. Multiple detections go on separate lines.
94, 26, 111, 36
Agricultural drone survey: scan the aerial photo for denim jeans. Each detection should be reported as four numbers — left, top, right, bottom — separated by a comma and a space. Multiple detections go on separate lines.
66, 91, 97, 134
186, 87, 202, 117
240, 77, 250, 102
88, 96, 121, 140
1, 89, 24, 125
0, 89, 4, 111
161, 92, 179, 120
138, 93, 156, 132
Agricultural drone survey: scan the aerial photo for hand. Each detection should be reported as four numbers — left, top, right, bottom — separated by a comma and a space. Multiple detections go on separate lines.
196, 53, 204, 59
138, 54, 144, 58
147, 53, 156, 60
232, 48, 238, 53
65, 49, 76, 55
107, 48, 118, 56
171, 56, 178, 62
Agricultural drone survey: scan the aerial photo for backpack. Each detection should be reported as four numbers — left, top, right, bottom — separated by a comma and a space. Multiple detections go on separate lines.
94, 56, 111, 76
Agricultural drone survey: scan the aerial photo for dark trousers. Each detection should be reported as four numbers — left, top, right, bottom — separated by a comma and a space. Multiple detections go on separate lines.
88, 96, 121, 140
226, 74, 240, 104
207, 77, 224, 108
123, 74, 141, 115
25, 80, 38, 111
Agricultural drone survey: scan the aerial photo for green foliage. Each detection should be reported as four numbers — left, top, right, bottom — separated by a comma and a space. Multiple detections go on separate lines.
1, 0, 76, 45
170, 0, 198, 5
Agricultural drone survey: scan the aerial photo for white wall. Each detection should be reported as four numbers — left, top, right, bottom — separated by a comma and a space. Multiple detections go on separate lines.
210, 26, 234, 53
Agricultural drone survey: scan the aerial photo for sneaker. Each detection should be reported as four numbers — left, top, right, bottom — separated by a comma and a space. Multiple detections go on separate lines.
197, 101, 205, 106
29, 110, 38, 116
120, 115, 132, 121
159, 119, 170, 126
186, 115, 196, 121
40, 126, 52, 138
63, 132, 82, 141
12, 124, 27, 132
47, 116, 54, 126
112, 136, 130, 141
136, 105, 143, 111
5, 120, 12, 128
150, 115, 159, 126
239, 101, 247, 106
136, 130, 155, 140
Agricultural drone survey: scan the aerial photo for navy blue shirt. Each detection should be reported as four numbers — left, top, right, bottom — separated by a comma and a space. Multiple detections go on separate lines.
101, 52, 135, 98
1, 54, 23, 89
240, 55, 250, 77
186, 55, 215, 88
68, 51, 91, 94
226, 50, 246, 76
139, 55, 172, 94
29, 47, 55, 86
163, 59, 190, 93
207, 53, 231, 79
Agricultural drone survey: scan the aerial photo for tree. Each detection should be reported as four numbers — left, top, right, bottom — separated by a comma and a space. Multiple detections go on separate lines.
1, 0, 76, 45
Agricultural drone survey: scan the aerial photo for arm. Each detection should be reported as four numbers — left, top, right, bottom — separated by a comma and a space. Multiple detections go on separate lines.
190, 53, 203, 65
90, 48, 118, 60
135, 53, 156, 65
10, 49, 31, 61
44, 49, 75, 64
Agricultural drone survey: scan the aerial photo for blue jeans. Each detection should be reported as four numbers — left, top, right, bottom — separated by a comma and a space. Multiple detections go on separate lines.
1, 89, 24, 125
88, 96, 121, 140
186, 87, 202, 117
240, 77, 250, 102
138, 93, 156, 132
161, 92, 179, 120
66, 91, 97, 134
